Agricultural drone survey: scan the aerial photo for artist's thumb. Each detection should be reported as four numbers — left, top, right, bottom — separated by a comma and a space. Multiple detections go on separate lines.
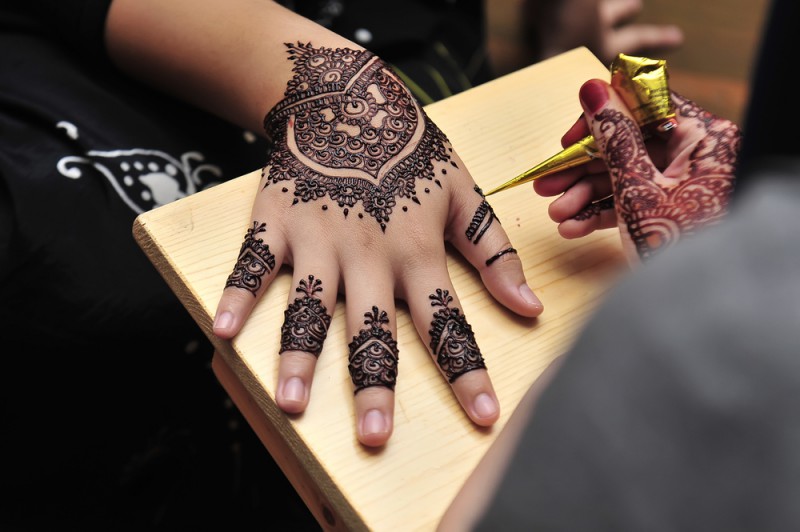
578, 78, 651, 174
579, 78, 656, 265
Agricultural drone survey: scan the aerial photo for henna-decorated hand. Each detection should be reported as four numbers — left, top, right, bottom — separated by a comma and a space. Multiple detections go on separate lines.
533, 78, 741, 265
212, 43, 543, 447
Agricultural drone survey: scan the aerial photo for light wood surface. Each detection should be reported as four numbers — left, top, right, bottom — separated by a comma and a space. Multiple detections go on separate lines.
133, 47, 627, 531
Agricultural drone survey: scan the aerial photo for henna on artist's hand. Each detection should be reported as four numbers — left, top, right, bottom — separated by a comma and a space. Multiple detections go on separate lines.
596, 92, 739, 261
544, 87, 741, 264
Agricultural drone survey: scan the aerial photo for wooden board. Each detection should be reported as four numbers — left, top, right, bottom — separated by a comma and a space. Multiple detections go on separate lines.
133, 47, 626, 531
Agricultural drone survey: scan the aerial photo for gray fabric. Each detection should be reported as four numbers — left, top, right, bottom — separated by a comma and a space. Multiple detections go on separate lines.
477, 167, 800, 531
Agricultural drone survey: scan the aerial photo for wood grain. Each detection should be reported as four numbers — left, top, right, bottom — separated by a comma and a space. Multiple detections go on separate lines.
133, 47, 627, 531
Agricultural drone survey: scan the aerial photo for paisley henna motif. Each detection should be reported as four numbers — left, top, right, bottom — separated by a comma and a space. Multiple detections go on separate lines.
225, 221, 276, 295
262, 42, 452, 232
428, 289, 485, 383
348, 306, 399, 393
280, 275, 332, 357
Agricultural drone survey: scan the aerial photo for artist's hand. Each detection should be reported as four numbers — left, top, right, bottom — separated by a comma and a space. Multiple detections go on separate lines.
212, 44, 543, 447
533, 78, 740, 264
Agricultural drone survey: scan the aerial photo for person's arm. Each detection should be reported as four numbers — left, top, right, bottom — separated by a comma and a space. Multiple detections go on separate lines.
105, 0, 544, 447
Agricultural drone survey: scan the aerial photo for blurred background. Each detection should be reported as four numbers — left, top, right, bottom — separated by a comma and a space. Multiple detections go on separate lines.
639, 0, 769, 125
488, 0, 769, 125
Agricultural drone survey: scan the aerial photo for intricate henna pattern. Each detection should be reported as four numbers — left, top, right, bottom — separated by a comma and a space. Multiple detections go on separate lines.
594, 92, 739, 261
573, 196, 615, 221
225, 221, 276, 295
466, 185, 498, 244
262, 42, 452, 232
348, 306, 399, 393
428, 289, 485, 383
280, 275, 332, 357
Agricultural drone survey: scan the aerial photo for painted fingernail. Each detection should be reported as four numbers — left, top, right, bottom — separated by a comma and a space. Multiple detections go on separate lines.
519, 284, 542, 307
362, 409, 388, 436
284, 376, 305, 403
214, 311, 234, 331
474, 393, 499, 419
579, 79, 609, 114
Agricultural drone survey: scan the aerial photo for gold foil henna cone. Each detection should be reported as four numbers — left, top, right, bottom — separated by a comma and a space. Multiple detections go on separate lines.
486, 53, 676, 196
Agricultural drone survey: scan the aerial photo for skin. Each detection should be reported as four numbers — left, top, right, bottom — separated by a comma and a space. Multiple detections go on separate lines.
105, 0, 543, 448
438, 80, 740, 529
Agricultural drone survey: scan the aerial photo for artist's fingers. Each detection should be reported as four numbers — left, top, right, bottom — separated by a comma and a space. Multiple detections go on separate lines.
557, 197, 618, 239
547, 174, 613, 223
449, 186, 543, 319
403, 274, 500, 427
275, 261, 339, 414
213, 219, 287, 339
343, 264, 398, 448
561, 113, 591, 147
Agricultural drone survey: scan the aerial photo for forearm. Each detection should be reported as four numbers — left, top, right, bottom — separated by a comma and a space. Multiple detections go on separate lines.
105, 0, 362, 134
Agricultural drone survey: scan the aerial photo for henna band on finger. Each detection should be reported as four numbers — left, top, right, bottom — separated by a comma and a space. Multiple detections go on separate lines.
485, 247, 517, 266
280, 275, 332, 357
428, 289, 486, 383
225, 221, 276, 295
572, 195, 615, 221
348, 306, 399, 393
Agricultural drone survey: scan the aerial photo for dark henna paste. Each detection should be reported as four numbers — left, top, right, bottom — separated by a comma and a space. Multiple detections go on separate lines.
262, 42, 452, 232
485, 247, 517, 266
572, 196, 615, 221
279, 275, 332, 357
348, 306, 399, 393
225, 221, 276, 296
428, 289, 485, 383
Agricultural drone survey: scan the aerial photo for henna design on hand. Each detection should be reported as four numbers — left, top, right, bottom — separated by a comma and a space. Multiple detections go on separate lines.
225, 221, 276, 295
280, 275, 332, 357
263, 42, 452, 232
348, 306, 399, 393
596, 93, 739, 261
572, 196, 615, 221
466, 185, 498, 244
428, 289, 486, 383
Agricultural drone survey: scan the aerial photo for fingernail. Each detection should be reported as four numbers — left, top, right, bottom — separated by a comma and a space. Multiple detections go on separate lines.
579, 79, 609, 114
214, 311, 234, 331
284, 376, 305, 403
474, 393, 499, 419
519, 284, 542, 307
362, 409, 387, 436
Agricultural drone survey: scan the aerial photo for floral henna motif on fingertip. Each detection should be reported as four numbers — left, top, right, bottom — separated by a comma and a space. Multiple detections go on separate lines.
225, 221, 276, 295
428, 289, 485, 383
262, 42, 452, 232
280, 275, 332, 357
348, 306, 399, 393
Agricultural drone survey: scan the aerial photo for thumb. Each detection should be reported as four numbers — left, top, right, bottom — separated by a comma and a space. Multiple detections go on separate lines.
578, 78, 658, 265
